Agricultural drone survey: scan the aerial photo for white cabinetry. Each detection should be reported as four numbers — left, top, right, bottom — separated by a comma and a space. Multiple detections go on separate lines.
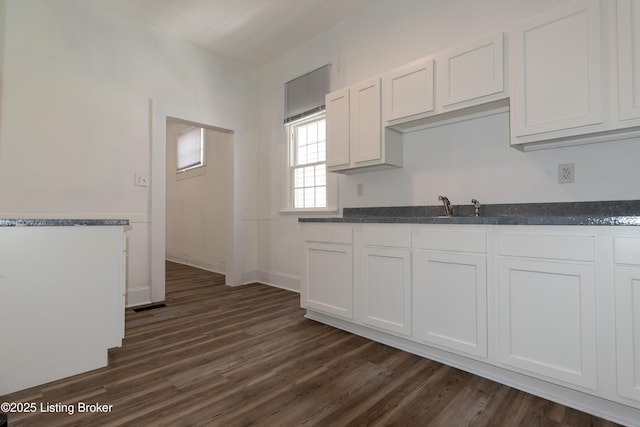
326, 78, 402, 174
0, 225, 127, 395
511, 0, 603, 147
325, 88, 350, 169
497, 231, 598, 390
357, 226, 412, 335
614, 237, 640, 403
300, 222, 640, 424
436, 32, 506, 112
382, 57, 435, 123
413, 228, 488, 358
616, 0, 640, 123
301, 225, 354, 319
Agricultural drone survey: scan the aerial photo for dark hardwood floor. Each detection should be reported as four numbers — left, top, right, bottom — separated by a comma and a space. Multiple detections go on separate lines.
1, 261, 621, 426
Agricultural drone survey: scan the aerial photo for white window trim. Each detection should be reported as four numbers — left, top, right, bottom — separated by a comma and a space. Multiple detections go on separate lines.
280, 111, 338, 215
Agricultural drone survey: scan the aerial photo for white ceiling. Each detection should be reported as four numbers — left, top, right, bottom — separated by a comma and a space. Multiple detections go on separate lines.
86, 0, 375, 66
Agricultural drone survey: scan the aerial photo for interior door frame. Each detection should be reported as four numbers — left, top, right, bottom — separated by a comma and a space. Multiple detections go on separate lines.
149, 99, 236, 302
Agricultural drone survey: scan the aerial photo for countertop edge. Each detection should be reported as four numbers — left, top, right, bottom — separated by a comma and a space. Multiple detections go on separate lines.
0, 219, 130, 227
298, 215, 640, 226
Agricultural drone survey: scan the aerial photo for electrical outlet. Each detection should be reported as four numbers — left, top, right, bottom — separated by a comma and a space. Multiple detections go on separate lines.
558, 163, 575, 184
135, 174, 149, 187
356, 183, 364, 197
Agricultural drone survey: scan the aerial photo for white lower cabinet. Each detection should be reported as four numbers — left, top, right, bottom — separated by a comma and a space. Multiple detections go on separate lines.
357, 226, 412, 335
301, 225, 354, 320
497, 258, 597, 390
413, 228, 488, 358
300, 223, 640, 424
614, 237, 640, 403
497, 231, 598, 390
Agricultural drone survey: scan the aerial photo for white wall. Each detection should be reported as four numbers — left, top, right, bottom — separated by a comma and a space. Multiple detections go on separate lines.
0, 0, 258, 305
166, 122, 232, 274
255, 0, 640, 292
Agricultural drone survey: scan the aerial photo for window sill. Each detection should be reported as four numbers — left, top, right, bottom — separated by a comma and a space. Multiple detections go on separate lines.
177, 165, 206, 181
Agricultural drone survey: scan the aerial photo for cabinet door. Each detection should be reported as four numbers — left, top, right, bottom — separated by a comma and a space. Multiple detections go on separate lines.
437, 33, 504, 110
615, 265, 640, 402
617, 0, 640, 122
383, 57, 434, 122
512, 0, 602, 137
302, 241, 353, 319
326, 88, 350, 170
350, 77, 382, 164
360, 246, 412, 335
414, 251, 487, 358
498, 258, 597, 390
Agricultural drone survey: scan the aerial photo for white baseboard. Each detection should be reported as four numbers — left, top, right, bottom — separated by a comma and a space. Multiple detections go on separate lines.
126, 285, 151, 307
256, 270, 300, 293
166, 253, 225, 275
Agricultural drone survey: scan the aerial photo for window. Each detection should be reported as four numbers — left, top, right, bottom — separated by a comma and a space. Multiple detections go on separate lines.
289, 114, 327, 209
283, 64, 336, 212
177, 127, 204, 172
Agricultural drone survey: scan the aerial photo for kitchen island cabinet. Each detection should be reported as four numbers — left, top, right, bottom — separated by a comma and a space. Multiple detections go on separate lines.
0, 220, 128, 395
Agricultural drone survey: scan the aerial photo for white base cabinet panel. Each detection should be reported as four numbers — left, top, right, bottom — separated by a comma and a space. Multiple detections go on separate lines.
497, 258, 597, 390
357, 226, 412, 336
0, 226, 126, 395
414, 251, 487, 358
301, 225, 354, 320
614, 236, 640, 404
615, 265, 640, 402
359, 246, 411, 335
413, 227, 488, 359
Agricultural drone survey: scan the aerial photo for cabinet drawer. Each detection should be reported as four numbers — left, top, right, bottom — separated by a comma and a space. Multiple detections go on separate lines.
417, 229, 487, 254
362, 226, 411, 248
498, 232, 595, 262
303, 225, 353, 244
615, 237, 640, 265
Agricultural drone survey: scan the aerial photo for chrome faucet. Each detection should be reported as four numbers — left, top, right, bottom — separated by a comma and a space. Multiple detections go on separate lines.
438, 195, 452, 216
471, 198, 480, 217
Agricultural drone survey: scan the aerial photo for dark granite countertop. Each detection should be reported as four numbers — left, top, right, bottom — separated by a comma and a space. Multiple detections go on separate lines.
299, 200, 640, 226
0, 219, 130, 227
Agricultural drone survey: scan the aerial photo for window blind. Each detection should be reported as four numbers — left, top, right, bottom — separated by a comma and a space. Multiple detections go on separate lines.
177, 127, 204, 171
284, 64, 331, 124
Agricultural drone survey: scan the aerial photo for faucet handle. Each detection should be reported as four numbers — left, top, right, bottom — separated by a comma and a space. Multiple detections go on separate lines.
471, 199, 480, 217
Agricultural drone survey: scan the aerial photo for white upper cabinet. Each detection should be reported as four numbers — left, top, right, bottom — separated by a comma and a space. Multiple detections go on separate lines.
382, 57, 435, 123
326, 77, 402, 174
511, 0, 603, 145
351, 78, 383, 163
616, 0, 640, 123
436, 32, 506, 112
325, 88, 350, 170
510, 0, 640, 150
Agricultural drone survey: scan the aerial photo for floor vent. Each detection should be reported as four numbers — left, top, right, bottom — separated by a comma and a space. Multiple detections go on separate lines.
133, 303, 167, 313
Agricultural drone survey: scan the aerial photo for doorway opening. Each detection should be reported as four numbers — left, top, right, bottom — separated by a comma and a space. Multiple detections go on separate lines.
165, 119, 233, 275
150, 100, 236, 303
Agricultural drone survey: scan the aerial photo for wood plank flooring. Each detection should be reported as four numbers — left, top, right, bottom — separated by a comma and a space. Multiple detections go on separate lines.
1, 261, 622, 426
